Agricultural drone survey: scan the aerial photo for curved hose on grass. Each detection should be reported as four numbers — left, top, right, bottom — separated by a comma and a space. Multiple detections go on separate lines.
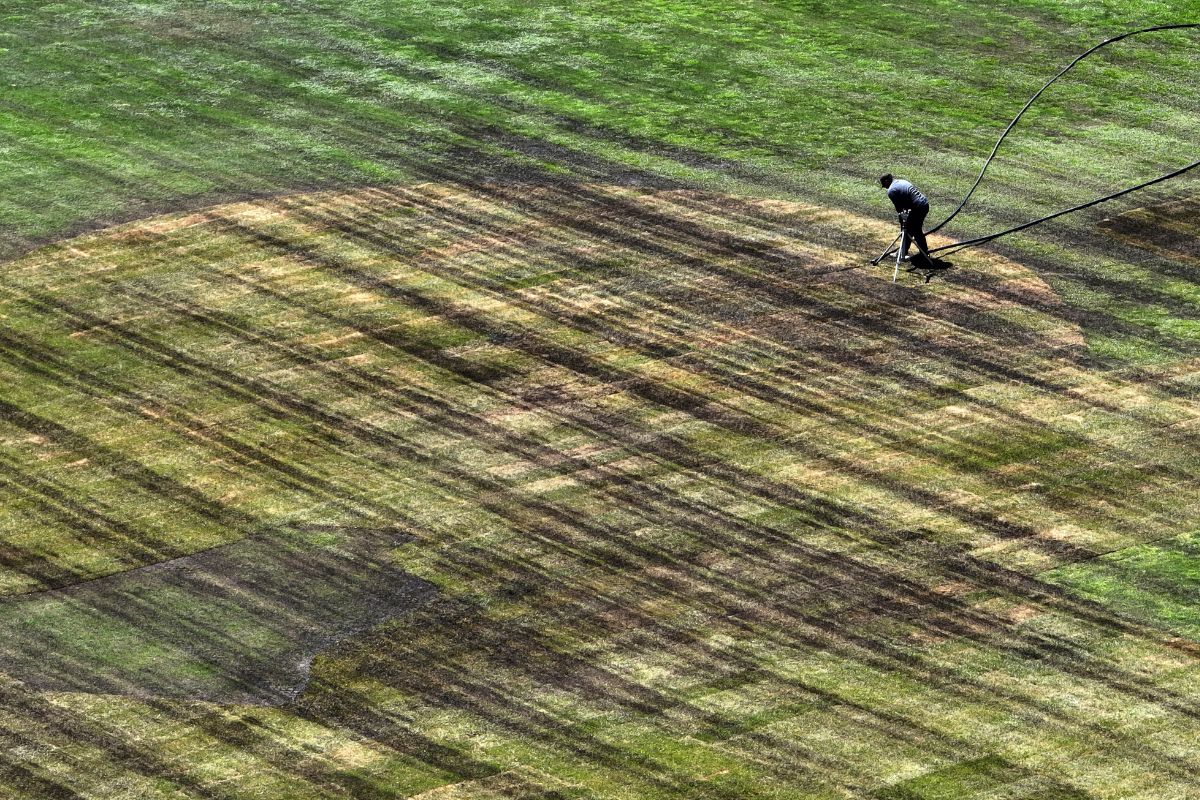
930, 157, 1200, 256
881, 23, 1200, 260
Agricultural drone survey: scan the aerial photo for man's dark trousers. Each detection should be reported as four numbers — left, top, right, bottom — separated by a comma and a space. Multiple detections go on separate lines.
904, 203, 929, 259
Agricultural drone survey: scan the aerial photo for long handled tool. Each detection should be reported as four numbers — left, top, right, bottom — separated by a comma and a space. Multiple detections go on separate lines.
872, 231, 902, 266
892, 226, 908, 282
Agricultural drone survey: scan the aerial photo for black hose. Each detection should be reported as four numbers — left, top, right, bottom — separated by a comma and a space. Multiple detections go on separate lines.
929, 23, 1200, 235
929, 158, 1200, 256
881, 23, 1199, 262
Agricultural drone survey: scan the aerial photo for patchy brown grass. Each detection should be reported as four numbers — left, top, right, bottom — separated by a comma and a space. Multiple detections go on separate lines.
0, 182, 1198, 797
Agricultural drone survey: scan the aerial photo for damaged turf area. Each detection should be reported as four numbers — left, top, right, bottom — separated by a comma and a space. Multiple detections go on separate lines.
0, 525, 432, 704
1, 183, 1200, 797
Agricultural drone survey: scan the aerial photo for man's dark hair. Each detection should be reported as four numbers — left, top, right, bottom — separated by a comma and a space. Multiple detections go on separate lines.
879, 173, 893, 188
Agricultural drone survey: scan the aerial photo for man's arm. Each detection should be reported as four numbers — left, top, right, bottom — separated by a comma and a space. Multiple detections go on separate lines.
890, 189, 909, 223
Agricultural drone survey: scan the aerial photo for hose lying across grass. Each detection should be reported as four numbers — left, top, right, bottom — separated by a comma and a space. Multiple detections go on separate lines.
877, 23, 1200, 263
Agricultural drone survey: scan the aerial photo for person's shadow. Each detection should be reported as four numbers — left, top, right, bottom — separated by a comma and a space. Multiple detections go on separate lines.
906, 252, 954, 283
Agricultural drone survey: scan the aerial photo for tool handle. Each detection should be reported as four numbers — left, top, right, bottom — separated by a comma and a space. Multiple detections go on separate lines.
893, 228, 907, 282
872, 231, 903, 265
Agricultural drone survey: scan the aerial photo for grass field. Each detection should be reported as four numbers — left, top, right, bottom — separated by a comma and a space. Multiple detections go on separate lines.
1, 1, 1200, 797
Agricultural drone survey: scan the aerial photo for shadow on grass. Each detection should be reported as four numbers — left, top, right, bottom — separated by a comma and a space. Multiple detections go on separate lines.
0, 525, 433, 704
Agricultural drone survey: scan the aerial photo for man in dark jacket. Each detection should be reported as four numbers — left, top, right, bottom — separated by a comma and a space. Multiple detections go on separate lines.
880, 173, 929, 262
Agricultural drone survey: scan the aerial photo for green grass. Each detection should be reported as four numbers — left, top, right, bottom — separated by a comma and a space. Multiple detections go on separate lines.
1, 1, 1200, 797
0, 1, 1198, 356
1046, 532, 1200, 640
874, 755, 1090, 800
